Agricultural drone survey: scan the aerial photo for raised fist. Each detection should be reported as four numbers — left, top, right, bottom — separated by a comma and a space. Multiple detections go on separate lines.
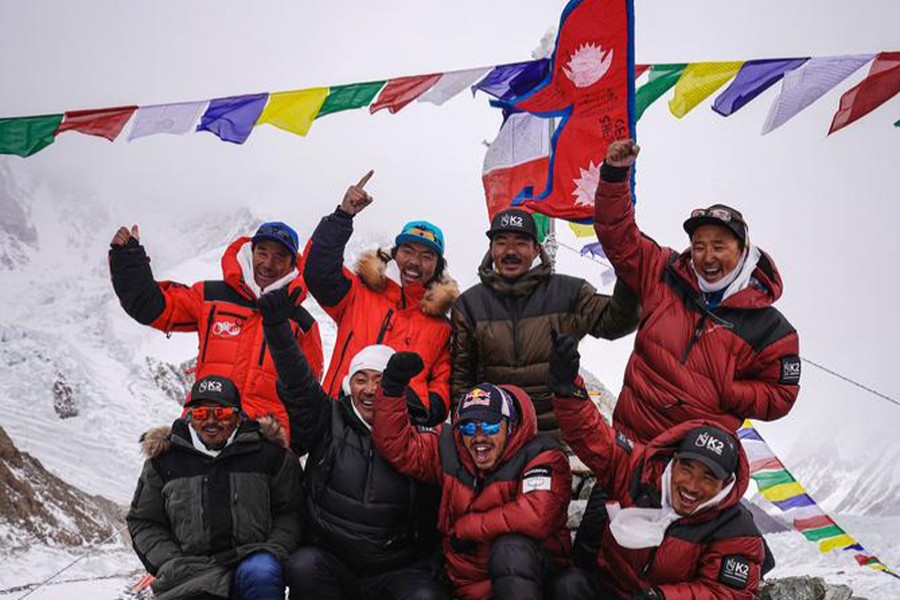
605, 139, 640, 168
258, 287, 301, 326
111, 224, 140, 247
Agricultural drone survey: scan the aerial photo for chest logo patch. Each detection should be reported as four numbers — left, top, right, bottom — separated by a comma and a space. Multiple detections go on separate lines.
211, 320, 241, 337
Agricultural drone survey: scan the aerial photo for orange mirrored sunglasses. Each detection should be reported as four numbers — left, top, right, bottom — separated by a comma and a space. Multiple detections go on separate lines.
189, 406, 238, 421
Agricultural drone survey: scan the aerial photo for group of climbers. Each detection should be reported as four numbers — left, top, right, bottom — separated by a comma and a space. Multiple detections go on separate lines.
112, 141, 801, 600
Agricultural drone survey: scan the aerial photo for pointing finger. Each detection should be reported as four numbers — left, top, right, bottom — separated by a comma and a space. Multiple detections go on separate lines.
356, 170, 374, 189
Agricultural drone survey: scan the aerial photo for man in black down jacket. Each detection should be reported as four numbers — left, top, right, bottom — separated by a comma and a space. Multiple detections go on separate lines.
259, 288, 448, 600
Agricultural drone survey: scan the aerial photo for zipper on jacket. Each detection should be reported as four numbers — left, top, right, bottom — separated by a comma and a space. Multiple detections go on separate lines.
326, 332, 354, 393
641, 546, 659, 578
680, 312, 709, 364
200, 305, 218, 362
511, 302, 520, 365
376, 309, 395, 344
257, 339, 267, 367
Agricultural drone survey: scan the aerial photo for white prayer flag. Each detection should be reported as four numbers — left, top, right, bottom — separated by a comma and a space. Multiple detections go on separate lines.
762, 55, 873, 134
128, 101, 208, 141
418, 67, 492, 105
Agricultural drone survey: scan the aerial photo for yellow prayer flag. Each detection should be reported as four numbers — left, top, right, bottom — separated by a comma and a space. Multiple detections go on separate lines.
760, 481, 806, 503
668, 62, 744, 118
258, 88, 329, 136
818, 534, 856, 553
569, 222, 595, 238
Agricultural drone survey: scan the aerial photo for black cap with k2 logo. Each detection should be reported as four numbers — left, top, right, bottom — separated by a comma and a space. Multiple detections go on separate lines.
187, 375, 241, 409
486, 208, 539, 243
675, 425, 739, 480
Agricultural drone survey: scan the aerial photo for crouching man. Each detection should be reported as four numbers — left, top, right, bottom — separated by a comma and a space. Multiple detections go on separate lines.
372, 355, 572, 600
127, 375, 303, 600
549, 335, 769, 600
258, 288, 447, 600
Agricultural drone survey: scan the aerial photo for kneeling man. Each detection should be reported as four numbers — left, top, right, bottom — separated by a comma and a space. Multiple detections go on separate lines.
127, 375, 303, 600
550, 334, 768, 600
373, 358, 572, 600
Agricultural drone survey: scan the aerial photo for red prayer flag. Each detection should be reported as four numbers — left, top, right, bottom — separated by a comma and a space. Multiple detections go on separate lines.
829, 51, 900, 134
510, 0, 635, 221
369, 74, 442, 114
635, 63, 651, 78
56, 106, 138, 141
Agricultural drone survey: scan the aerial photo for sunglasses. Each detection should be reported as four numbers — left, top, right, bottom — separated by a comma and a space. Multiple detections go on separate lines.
189, 406, 238, 421
690, 207, 744, 225
457, 421, 502, 437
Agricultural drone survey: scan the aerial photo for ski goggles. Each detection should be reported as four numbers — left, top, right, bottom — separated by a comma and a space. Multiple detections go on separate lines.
457, 420, 502, 437
689, 207, 744, 225
189, 406, 238, 421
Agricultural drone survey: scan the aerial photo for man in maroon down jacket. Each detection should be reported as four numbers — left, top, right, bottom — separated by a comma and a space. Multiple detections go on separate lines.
593, 139, 801, 443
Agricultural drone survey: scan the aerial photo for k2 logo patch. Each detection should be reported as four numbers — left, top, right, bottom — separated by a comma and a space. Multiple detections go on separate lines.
719, 555, 751, 589
522, 466, 552, 494
779, 355, 801, 385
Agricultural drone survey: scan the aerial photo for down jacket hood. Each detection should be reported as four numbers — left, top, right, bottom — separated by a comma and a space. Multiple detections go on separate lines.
671, 246, 784, 309
220, 236, 306, 301
140, 415, 288, 459
451, 384, 541, 477
639, 419, 750, 514
355, 248, 459, 316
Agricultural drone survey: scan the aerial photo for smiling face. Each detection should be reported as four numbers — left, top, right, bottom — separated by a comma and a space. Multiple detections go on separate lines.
188, 400, 241, 450
490, 232, 540, 280
460, 419, 509, 473
690, 225, 743, 284
348, 368, 382, 425
670, 458, 726, 515
252, 240, 295, 289
394, 242, 438, 287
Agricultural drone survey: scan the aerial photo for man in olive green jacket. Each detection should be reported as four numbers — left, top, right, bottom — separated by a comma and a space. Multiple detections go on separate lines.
126, 375, 303, 600
451, 209, 640, 438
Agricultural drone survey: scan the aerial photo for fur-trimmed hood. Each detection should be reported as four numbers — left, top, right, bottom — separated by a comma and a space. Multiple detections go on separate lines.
140, 415, 288, 458
354, 248, 459, 316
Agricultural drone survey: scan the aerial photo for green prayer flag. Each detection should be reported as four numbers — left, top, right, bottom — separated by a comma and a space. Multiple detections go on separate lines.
635, 64, 687, 121
0, 114, 64, 157
317, 81, 386, 118
800, 524, 845, 542
750, 469, 795, 490
533, 213, 551, 243
895, 118, 899, 127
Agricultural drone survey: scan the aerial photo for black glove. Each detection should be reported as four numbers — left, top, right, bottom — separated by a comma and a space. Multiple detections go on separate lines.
258, 287, 301, 326
382, 352, 425, 396
549, 331, 582, 397
632, 588, 664, 600
449, 535, 477, 555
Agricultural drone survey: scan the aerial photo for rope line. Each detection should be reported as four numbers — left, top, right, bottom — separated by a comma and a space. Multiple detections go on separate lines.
15, 525, 128, 600
557, 238, 900, 411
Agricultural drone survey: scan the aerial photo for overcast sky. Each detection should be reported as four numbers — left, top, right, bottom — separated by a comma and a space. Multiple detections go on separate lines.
1, 0, 899, 458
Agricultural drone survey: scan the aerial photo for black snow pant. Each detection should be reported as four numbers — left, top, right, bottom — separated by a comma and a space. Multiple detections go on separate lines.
488, 534, 556, 600
548, 565, 627, 600
287, 546, 449, 600
572, 484, 609, 569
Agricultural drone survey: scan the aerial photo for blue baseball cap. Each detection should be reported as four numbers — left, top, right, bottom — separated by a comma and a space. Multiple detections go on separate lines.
395, 221, 445, 256
252, 221, 300, 256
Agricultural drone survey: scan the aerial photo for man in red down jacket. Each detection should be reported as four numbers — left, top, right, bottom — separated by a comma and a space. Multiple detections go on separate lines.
304, 171, 458, 426
549, 335, 768, 600
371, 352, 571, 600
593, 139, 801, 443
109, 221, 323, 442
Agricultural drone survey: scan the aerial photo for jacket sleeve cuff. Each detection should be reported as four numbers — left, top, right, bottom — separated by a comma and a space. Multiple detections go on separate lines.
333, 207, 355, 220
600, 162, 630, 183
